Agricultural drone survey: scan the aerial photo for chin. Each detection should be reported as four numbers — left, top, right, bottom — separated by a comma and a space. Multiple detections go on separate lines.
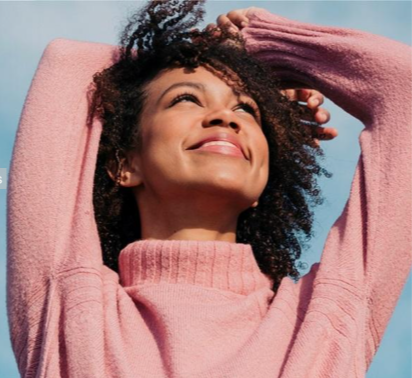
191, 172, 263, 208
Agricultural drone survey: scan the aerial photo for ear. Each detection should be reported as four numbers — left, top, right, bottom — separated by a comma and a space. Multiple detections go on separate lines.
106, 151, 143, 188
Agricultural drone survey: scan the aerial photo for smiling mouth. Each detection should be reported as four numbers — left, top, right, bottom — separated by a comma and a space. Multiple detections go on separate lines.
188, 140, 247, 159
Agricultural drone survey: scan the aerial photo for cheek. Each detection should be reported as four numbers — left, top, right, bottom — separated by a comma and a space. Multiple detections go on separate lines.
255, 131, 270, 169
254, 133, 270, 189
138, 115, 188, 175
140, 114, 181, 152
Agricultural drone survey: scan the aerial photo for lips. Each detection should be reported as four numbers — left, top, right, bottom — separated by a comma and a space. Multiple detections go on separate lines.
187, 133, 248, 160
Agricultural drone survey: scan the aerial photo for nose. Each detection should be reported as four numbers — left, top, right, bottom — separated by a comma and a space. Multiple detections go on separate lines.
202, 108, 240, 131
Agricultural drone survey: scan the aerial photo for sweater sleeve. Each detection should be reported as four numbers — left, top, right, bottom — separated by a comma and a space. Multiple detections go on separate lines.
6, 39, 119, 374
241, 9, 411, 368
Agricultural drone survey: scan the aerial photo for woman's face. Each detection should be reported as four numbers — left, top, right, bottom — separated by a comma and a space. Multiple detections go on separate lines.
128, 65, 269, 212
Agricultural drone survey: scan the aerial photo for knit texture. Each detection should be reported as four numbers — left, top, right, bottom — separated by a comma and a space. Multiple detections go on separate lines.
7, 9, 411, 378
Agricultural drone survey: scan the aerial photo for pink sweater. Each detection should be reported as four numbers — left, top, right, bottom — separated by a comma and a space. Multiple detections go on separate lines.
7, 9, 411, 378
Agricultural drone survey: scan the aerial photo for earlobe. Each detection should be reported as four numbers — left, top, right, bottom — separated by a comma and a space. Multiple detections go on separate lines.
116, 170, 142, 188
106, 151, 143, 188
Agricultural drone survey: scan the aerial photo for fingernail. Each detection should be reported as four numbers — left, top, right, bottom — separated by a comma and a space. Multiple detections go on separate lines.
319, 113, 327, 123
241, 21, 249, 28
311, 99, 319, 107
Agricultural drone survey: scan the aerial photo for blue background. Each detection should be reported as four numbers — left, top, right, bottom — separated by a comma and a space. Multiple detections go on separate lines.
0, 1, 410, 377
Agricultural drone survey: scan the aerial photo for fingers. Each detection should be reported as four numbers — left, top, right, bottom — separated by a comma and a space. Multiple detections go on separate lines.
204, 23, 223, 38
216, 14, 239, 33
311, 126, 339, 141
216, 15, 236, 32
226, 10, 250, 28
292, 89, 324, 108
206, 20, 238, 39
308, 95, 323, 108
279, 89, 338, 147
302, 90, 330, 125
313, 107, 330, 125
280, 89, 299, 101
282, 89, 325, 109
217, 10, 250, 32
287, 89, 330, 125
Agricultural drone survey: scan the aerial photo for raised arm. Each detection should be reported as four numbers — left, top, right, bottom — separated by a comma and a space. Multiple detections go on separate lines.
234, 8, 411, 367
6, 39, 118, 373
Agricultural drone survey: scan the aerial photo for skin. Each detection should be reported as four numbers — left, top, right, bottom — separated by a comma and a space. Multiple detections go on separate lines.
212, 8, 338, 144
110, 8, 338, 242
112, 66, 270, 242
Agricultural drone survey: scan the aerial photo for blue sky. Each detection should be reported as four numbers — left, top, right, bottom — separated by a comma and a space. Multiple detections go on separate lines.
0, 1, 410, 377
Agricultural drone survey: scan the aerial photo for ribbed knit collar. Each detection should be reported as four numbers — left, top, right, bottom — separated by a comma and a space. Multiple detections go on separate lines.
118, 240, 273, 296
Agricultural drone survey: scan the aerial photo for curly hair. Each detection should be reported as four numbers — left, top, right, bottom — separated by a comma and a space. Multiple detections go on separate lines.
90, 0, 330, 293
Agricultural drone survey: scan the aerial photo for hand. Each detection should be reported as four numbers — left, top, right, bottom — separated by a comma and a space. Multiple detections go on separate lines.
210, 10, 338, 146
281, 89, 338, 147
215, 8, 261, 32
200, 8, 261, 39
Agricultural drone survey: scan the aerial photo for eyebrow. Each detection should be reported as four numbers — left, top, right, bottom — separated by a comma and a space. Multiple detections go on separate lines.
157, 82, 206, 105
156, 81, 257, 109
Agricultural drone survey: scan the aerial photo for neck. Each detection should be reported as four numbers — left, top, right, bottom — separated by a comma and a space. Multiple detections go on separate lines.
137, 193, 241, 242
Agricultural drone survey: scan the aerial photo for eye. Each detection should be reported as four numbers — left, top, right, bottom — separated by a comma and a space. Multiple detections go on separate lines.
169, 92, 201, 107
235, 101, 260, 119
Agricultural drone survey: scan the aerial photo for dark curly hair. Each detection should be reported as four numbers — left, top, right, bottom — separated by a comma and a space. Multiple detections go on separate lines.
90, 0, 330, 293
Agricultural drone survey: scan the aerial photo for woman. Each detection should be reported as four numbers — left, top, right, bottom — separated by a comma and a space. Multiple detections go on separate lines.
91, 1, 336, 294
6, 1, 411, 377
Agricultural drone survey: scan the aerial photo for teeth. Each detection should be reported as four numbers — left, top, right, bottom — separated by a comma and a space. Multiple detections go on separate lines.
200, 141, 238, 148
